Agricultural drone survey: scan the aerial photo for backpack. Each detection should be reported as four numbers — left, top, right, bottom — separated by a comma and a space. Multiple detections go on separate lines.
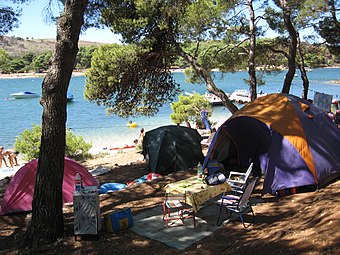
204, 172, 226, 185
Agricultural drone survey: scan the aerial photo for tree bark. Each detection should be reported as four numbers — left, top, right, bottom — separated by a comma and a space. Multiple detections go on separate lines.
25, 0, 88, 245
169, 36, 238, 114
280, 0, 298, 94
181, 50, 239, 113
328, 0, 337, 21
297, 34, 309, 99
248, 0, 257, 101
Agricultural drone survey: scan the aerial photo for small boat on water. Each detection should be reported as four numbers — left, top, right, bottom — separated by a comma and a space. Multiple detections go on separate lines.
229, 89, 267, 104
10, 91, 39, 99
185, 91, 226, 106
67, 93, 74, 102
205, 92, 224, 106
127, 121, 138, 128
229, 89, 251, 103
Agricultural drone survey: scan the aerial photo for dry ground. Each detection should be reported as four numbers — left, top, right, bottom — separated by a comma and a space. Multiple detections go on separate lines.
0, 149, 339, 255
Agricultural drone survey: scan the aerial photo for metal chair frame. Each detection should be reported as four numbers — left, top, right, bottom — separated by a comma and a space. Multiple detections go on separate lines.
217, 177, 258, 228
162, 192, 196, 227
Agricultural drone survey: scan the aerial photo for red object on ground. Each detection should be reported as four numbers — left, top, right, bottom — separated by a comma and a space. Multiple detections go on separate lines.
109, 145, 135, 150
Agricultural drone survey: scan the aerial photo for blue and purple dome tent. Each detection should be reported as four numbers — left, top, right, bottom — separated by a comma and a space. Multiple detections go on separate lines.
204, 93, 340, 194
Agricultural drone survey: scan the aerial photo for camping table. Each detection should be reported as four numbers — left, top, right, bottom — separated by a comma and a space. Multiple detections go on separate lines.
164, 176, 231, 212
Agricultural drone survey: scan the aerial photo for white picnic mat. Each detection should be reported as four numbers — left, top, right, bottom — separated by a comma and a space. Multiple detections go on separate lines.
130, 203, 223, 250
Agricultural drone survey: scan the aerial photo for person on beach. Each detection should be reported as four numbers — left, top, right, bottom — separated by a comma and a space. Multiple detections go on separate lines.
133, 128, 145, 151
0, 146, 9, 168
138, 128, 145, 144
2, 148, 19, 168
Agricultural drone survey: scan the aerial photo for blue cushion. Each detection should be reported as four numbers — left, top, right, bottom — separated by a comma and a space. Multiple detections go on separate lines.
99, 183, 127, 194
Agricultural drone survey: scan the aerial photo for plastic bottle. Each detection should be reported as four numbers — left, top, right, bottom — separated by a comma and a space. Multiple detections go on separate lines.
75, 172, 82, 192
197, 162, 203, 181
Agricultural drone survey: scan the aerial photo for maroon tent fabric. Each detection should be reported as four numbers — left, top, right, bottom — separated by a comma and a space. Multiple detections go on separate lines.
0, 157, 97, 215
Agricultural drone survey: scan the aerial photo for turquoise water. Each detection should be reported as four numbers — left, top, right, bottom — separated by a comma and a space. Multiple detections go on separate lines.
0, 68, 339, 152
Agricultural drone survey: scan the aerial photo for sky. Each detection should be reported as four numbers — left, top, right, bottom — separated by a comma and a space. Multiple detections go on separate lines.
4, 1, 318, 44
5, 0, 122, 44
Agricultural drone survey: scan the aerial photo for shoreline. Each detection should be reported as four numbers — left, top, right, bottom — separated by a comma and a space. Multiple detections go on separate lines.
1, 66, 340, 80
0, 69, 186, 79
0, 71, 86, 79
1, 68, 338, 156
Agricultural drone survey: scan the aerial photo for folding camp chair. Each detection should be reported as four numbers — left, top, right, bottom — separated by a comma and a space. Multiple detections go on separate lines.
162, 192, 196, 227
227, 162, 253, 194
217, 177, 258, 228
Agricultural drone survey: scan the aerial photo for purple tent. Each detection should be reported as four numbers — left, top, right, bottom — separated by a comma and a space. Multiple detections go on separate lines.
204, 94, 340, 194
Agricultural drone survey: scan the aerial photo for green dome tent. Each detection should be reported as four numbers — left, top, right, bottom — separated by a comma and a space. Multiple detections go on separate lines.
142, 125, 204, 175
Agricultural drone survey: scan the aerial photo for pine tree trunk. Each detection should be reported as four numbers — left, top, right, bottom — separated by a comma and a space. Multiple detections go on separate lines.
297, 35, 309, 99
25, 0, 88, 246
173, 42, 238, 113
280, 0, 297, 94
248, 0, 257, 101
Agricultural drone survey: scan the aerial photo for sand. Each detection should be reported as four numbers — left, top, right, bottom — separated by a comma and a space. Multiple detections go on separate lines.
0, 71, 86, 79
0, 148, 339, 254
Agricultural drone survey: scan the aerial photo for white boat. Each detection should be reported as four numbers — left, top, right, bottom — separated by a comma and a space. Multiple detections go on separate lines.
229, 89, 267, 104
205, 92, 224, 106
185, 91, 230, 106
184, 91, 194, 96
10, 91, 39, 99
67, 93, 74, 102
229, 89, 251, 103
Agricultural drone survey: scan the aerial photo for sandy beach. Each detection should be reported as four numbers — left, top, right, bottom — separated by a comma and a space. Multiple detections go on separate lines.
0, 69, 186, 79
0, 70, 86, 79
1, 66, 340, 79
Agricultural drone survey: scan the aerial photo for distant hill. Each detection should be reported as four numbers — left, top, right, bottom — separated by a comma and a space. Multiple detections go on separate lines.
0, 36, 106, 57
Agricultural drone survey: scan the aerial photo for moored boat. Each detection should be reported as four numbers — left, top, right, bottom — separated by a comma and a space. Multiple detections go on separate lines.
229, 89, 251, 103
205, 92, 224, 106
10, 91, 39, 99
229, 89, 267, 104
67, 93, 74, 102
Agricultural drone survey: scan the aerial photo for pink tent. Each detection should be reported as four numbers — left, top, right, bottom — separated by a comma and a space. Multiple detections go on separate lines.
0, 157, 98, 215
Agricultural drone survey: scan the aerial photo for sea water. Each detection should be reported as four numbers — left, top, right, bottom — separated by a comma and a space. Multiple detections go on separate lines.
0, 69, 339, 153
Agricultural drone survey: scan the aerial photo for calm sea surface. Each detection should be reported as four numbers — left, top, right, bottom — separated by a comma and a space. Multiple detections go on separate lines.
0, 68, 339, 153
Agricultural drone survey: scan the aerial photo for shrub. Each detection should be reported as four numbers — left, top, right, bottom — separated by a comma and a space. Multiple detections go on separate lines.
14, 124, 41, 161
170, 93, 212, 127
15, 124, 92, 161
65, 130, 92, 160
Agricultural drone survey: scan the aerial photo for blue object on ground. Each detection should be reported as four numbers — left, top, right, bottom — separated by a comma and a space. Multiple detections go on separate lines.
134, 175, 148, 184
99, 183, 127, 194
